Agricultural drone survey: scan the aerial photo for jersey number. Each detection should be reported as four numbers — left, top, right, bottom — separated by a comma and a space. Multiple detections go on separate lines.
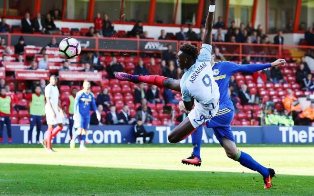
202, 74, 212, 92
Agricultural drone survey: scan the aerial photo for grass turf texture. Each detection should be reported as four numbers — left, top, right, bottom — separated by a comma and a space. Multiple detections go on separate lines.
0, 145, 314, 195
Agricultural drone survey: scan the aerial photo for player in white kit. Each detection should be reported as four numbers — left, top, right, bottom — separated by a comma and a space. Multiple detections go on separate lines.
115, 0, 219, 143
42, 75, 64, 151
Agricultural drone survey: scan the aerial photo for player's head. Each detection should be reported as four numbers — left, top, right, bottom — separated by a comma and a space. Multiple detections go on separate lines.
49, 75, 57, 86
177, 44, 198, 70
83, 80, 91, 91
34, 86, 41, 94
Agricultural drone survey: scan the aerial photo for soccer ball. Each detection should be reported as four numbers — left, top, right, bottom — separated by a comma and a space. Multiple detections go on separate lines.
59, 37, 81, 59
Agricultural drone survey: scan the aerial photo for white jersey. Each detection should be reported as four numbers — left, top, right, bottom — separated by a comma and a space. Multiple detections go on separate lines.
45, 84, 59, 111
44, 84, 64, 125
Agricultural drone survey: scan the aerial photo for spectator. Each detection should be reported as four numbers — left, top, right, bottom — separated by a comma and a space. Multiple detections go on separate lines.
162, 44, 176, 63
214, 47, 225, 61
134, 120, 154, 143
0, 79, 5, 89
16, 54, 24, 63
82, 52, 102, 71
96, 88, 111, 111
28, 86, 45, 144
28, 61, 38, 70
0, 88, 12, 143
51, 9, 62, 20
213, 16, 225, 29
21, 12, 33, 33
238, 84, 254, 105
303, 74, 314, 91
253, 70, 268, 84
47, 37, 58, 48
134, 83, 147, 103
0, 37, 6, 47
305, 27, 314, 45
186, 24, 198, 41
102, 14, 114, 37
296, 63, 311, 87
0, 18, 10, 33
86, 27, 96, 37
90, 105, 106, 125
256, 24, 263, 37
38, 54, 48, 70
44, 13, 57, 33
128, 21, 143, 37
158, 29, 167, 40
235, 29, 245, 43
140, 31, 152, 39
60, 60, 70, 71
146, 85, 161, 104
134, 59, 149, 75
118, 105, 135, 125
229, 76, 239, 93
283, 89, 301, 113
83, 63, 94, 72
214, 28, 224, 42
14, 36, 26, 55
230, 87, 239, 111
175, 26, 186, 40
106, 57, 124, 78
274, 30, 284, 45
33, 13, 45, 33
299, 102, 314, 125
136, 104, 153, 124
164, 88, 179, 104
67, 88, 77, 139
226, 21, 236, 42
163, 60, 177, 79
106, 105, 119, 125
94, 13, 103, 34
270, 66, 284, 83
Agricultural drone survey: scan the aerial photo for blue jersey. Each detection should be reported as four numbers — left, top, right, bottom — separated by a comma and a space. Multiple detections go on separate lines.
212, 62, 271, 108
74, 90, 97, 118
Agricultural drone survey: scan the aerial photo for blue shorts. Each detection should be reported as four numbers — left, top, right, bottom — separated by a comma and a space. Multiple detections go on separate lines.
74, 115, 90, 130
206, 106, 235, 146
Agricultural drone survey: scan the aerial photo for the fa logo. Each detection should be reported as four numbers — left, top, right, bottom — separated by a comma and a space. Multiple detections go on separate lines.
213, 69, 220, 76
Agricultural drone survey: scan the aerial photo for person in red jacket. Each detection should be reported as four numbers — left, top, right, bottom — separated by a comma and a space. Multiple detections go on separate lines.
0, 88, 13, 143
94, 13, 103, 34
252, 70, 267, 84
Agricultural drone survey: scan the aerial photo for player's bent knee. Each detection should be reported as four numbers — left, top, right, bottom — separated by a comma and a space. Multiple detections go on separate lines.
168, 134, 178, 143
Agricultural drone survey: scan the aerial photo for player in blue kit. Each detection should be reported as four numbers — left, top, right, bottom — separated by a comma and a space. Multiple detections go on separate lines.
114, 57, 286, 189
70, 80, 100, 150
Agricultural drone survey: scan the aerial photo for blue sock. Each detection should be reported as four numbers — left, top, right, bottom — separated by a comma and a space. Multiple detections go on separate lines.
237, 151, 269, 178
191, 126, 203, 159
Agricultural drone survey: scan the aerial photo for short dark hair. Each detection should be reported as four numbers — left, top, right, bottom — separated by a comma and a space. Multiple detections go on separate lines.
179, 44, 198, 61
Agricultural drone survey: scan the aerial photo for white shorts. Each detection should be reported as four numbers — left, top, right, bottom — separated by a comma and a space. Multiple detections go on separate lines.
45, 105, 64, 125
188, 101, 219, 128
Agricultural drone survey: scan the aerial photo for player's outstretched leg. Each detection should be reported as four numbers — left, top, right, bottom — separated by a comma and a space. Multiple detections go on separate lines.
168, 118, 195, 143
221, 138, 275, 189
182, 126, 202, 166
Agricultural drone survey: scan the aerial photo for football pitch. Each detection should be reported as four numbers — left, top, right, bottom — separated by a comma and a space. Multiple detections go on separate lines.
0, 145, 314, 196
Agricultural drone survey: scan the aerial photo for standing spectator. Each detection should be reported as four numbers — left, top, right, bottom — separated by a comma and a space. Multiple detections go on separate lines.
33, 13, 45, 33
96, 88, 111, 111
146, 85, 161, 104
136, 104, 153, 124
274, 30, 284, 45
134, 120, 154, 143
90, 105, 106, 125
0, 88, 12, 143
14, 36, 26, 55
296, 63, 311, 87
86, 27, 96, 37
163, 61, 177, 79
44, 13, 56, 33
106, 57, 124, 78
134, 83, 147, 103
38, 54, 48, 70
162, 44, 176, 63
94, 13, 103, 34
134, 59, 149, 75
0, 18, 10, 33
28, 60, 38, 70
163, 89, 179, 104
226, 21, 236, 42
47, 37, 58, 48
60, 60, 70, 71
270, 66, 284, 83
299, 102, 314, 125
67, 88, 77, 139
118, 105, 135, 125
21, 12, 33, 33
238, 84, 254, 105
256, 24, 263, 37
186, 24, 198, 41
106, 105, 119, 125
28, 86, 45, 144
102, 14, 114, 37
213, 16, 225, 29
175, 26, 186, 40
0, 79, 5, 89
128, 21, 143, 37
52, 9, 62, 20
158, 29, 167, 40
303, 74, 314, 91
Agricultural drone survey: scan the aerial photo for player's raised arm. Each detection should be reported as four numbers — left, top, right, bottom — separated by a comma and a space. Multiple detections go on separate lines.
202, 0, 216, 45
229, 59, 286, 74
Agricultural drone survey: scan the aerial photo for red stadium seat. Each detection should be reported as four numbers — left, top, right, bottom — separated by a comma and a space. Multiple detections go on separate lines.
61, 27, 70, 35
256, 83, 265, 89
111, 85, 122, 94
11, 117, 18, 124
109, 79, 120, 86
241, 120, 250, 126
243, 105, 254, 112
91, 86, 102, 95
19, 118, 30, 125
60, 85, 70, 92
283, 83, 291, 89
17, 99, 29, 108
121, 85, 132, 94
80, 28, 89, 36
249, 88, 257, 95
18, 110, 30, 118
292, 83, 300, 89
152, 120, 162, 126
269, 90, 277, 96
265, 83, 274, 88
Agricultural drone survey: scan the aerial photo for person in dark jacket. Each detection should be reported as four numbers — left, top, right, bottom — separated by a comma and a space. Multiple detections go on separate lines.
33, 13, 45, 32
21, 12, 33, 33
90, 105, 106, 125
270, 66, 284, 83
14, 36, 26, 55
146, 85, 161, 104
274, 30, 284, 45
106, 57, 124, 78
106, 105, 119, 125
134, 83, 147, 104
44, 13, 56, 33
134, 120, 154, 143
133, 59, 149, 76
175, 26, 186, 40
118, 105, 135, 125
238, 84, 254, 105
128, 21, 143, 37
296, 63, 311, 87
96, 88, 111, 111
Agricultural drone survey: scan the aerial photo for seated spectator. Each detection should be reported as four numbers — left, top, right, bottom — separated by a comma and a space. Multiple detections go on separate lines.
299, 102, 314, 125
162, 44, 176, 63
96, 88, 111, 111
175, 26, 186, 40
82, 52, 102, 71
15, 36, 26, 55
83, 63, 94, 72
235, 29, 245, 43
213, 16, 224, 29
270, 66, 284, 83
303, 74, 314, 91
229, 76, 239, 93
274, 30, 284, 45
226, 21, 236, 42
214, 28, 224, 42
60, 60, 70, 71
47, 37, 58, 48
134, 120, 154, 143
0, 18, 10, 33
106, 105, 119, 125
0, 78, 5, 89
3, 46, 13, 56
118, 105, 135, 125
44, 13, 57, 33
106, 57, 123, 78
16, 54, 24, 62
134, 83, 147, 103
242, 56, 251, 64
283, 89, 301, 113
28, 60, 38, 70
146, 85, 161, 104
90, 105, 106, 125
94, 13, 103, 34
163, 88, 179, 104
214, 47, 225, 61
253, 70, 268, 84
21, 12, 33, 33
128, 21, 143, 37
158, 29, 167, 40
134, 59, 149, 75
296, 63, 311, 86
230, 87, 239, 111
238, 84, 255, 105
136, 104, 153, 124
86, 27, 96, 37
33, 13, 45, 33
51, 9, 62, 20
163, 61, 177, 79
102, 14, 114, 37
186, 24, 198, 41
38, 54, 48, 70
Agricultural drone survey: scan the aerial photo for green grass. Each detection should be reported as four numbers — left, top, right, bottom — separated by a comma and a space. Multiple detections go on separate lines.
0, 146, 314, 195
